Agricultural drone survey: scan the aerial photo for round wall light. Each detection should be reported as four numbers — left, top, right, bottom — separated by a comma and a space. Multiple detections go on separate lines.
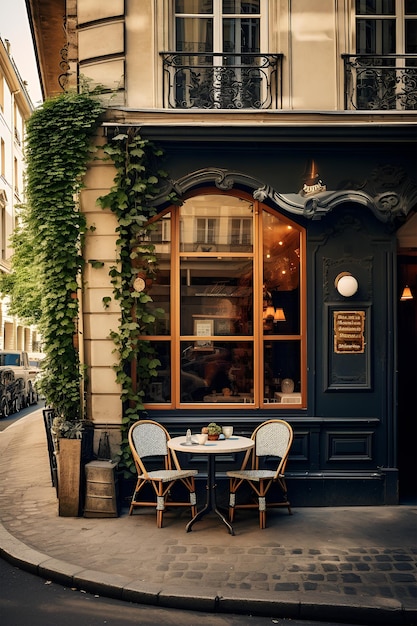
335, 272, 358, 297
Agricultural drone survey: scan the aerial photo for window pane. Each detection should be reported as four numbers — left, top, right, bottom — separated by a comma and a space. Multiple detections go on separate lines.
355, 0, 395, 15
138, 214, 170, 335
223, 18, 260, 53
223, 0, 260, 14
180, 194, 253, 251
176, 18, 213, 52
263, 212, 300, 336
181, 340, 254, 402
180, 257, 253, 335
264, 341, 301, 402
175, 0, 213, 13
143, 342, 171, 403
230, 218, 252, 247
356, 19, 396, 53
406, 21, 417, 53
140, 265, 170, 335
405, 0, 417, 14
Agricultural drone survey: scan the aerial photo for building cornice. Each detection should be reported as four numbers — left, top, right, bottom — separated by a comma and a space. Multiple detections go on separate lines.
103, 108, 417, 143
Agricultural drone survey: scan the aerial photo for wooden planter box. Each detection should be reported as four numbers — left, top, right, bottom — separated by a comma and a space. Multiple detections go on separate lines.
57, 438, 82, 517
56, 425, 94, 517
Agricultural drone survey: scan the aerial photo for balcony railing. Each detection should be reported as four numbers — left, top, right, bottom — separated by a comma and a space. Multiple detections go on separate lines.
160, 52, 282, 110
343, 54, 417, 110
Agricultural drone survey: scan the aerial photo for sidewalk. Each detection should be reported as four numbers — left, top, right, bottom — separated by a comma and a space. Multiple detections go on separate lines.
0, 409, 415, 625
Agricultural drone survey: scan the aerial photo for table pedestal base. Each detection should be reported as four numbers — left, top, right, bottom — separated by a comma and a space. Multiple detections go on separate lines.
186, 454, 234, 535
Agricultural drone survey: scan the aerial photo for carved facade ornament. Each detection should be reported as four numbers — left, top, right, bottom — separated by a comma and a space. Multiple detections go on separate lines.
58, 16, 70, 91
154, 166, 416, 224
300, 159, 327, 197
337, 165, 417, 222
58, 43, 70, 91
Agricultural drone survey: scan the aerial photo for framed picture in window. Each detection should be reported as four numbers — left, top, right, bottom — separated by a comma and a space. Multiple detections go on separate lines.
194, 319, 214, 347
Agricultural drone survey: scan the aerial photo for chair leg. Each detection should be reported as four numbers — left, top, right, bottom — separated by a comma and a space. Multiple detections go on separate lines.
129, 479, 142, 515
229, 490, 236, 522
156, 493, 165, 528
259, 495, 266, 529
190, 490, 197, 517
277, 477, 292, 515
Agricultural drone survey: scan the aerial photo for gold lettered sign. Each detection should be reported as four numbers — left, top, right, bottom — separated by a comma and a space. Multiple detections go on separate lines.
333, 311, 365, 354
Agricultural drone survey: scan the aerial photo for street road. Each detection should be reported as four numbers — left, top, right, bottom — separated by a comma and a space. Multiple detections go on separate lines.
0, 558, 358, 626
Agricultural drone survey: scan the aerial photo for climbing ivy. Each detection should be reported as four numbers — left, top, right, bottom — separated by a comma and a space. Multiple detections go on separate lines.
22, 91, 104, 426
98, 128, 176, 477
0, 202, 43, 325
4, 94, 175, 463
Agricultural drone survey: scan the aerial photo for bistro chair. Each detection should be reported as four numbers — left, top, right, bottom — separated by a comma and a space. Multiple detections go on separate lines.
227, 419, 293, 529
128, 420, 198, 528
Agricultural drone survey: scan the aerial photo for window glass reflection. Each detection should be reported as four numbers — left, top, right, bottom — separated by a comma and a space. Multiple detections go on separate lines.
181, 341, 254, 403
180, 194, 253, 252
263, 211, 300, 336
355, 1, 394, 15
223, 18, 260, 54
175, 1, 213, 13
263, 341, 301, 403
180, 257, 253, 336
138, 214, 170, 335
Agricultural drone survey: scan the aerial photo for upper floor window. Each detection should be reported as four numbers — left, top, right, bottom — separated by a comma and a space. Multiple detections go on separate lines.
136, 192, 306, 409
343, 0, 417, 109
161, 1, 282, 109
356, 0, 416, 56
175, 0, 262, 55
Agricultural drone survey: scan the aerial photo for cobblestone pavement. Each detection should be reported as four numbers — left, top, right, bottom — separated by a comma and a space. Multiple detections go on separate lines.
0, 410, 416, 625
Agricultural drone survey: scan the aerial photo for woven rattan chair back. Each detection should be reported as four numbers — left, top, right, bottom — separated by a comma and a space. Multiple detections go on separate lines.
227, 419, 293, 528
253, 420, 293, 479
128, 420, 197, 527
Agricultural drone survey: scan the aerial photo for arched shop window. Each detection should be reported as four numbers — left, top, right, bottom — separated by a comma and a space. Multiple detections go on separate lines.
138, 191, 306, 409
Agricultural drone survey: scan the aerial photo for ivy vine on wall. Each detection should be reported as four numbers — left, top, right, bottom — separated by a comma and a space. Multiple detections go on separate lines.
3, 94, 175, 467
15, 92, 103, 428
98, 128, 177, 477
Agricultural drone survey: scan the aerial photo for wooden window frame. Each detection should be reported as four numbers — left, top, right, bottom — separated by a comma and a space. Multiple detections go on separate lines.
138, 188, 306, 410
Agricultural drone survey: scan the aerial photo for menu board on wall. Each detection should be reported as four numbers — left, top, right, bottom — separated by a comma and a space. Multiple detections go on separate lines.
333, 311, 365, 354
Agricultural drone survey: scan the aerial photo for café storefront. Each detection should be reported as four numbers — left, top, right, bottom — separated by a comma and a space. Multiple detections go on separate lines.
116, 123, 417, 507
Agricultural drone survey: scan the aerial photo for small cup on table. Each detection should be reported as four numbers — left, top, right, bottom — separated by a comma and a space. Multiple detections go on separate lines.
222, 426, 233, 439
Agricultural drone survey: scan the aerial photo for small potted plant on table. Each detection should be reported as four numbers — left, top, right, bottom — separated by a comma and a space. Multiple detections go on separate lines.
205, 422, 222, 441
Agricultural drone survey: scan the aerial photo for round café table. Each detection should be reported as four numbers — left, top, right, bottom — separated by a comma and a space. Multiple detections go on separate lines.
168, 435, 254, 535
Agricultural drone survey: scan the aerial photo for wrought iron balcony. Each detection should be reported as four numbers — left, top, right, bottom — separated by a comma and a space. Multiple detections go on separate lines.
160, 52, 282, 110
343, 54, 417, 111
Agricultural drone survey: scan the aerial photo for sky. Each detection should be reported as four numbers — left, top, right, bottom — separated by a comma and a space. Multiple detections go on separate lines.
0, 0, 43, 106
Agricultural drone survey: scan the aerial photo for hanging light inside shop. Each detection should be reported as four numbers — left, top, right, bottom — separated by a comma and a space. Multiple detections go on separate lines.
400, 263, 414, 301
274, 308, 286, 322
263, 306, 275, 320
400, 285, 413, 301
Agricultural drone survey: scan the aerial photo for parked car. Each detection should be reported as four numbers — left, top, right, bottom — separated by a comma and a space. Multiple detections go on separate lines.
0, 369, 25, 418
0, 350, 39, 407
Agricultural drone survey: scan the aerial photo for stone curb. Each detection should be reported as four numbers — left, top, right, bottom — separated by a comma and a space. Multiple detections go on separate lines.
1, 522, 415, 625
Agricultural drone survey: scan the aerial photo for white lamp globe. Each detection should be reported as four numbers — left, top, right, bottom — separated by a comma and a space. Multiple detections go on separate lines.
335, 273, 358, 297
